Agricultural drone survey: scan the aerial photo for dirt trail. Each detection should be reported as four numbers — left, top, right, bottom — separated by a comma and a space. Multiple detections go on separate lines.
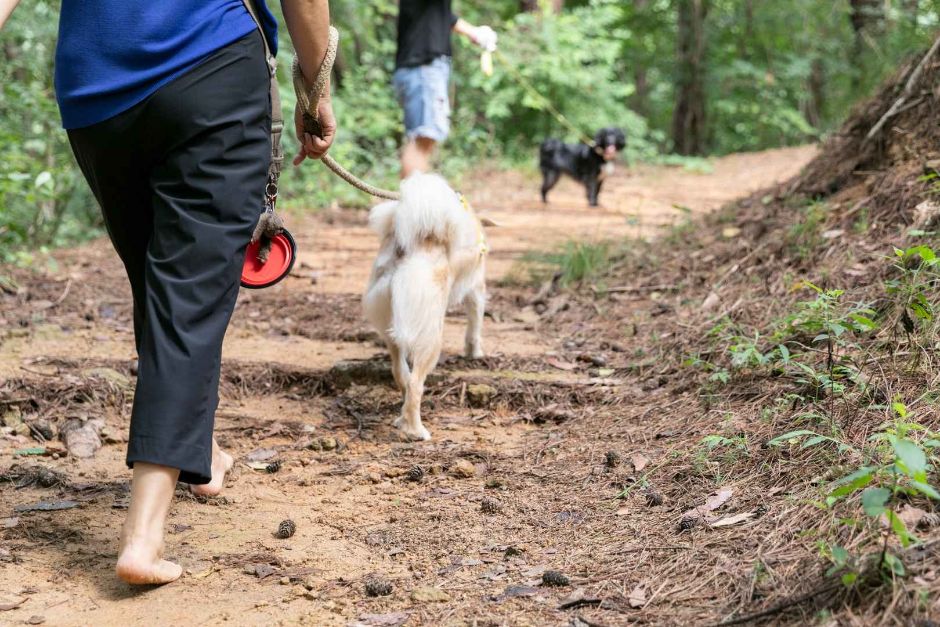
0, 146, 812, 626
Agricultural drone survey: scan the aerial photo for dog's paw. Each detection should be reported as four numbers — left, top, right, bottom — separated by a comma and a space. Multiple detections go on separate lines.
393, 417, 432, 441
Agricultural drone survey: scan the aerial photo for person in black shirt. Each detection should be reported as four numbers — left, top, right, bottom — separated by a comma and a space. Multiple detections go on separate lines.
393, 1, 496, 177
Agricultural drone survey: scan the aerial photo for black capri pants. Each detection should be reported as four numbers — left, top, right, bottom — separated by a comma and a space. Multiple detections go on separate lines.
67, 32, 271, 484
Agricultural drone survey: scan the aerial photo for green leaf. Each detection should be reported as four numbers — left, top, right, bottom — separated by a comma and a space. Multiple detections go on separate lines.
841, 572, 858, 586
829, 470, 874, 499
911, 480, 940, 500
894, 439, 927, 475
801, 435, 829, 449
777, 344, 790, 363
767, 429, 817, 446
886, 510, 914, 548
883, 552, 906, 577
861, 487, 890, 517
892, 402, 908, 419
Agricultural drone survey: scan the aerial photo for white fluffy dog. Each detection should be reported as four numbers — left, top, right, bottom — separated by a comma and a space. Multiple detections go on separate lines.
363, 173, 491, 441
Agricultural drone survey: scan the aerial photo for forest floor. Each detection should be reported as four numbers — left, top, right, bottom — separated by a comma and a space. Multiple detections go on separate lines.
0, 146, 816, 626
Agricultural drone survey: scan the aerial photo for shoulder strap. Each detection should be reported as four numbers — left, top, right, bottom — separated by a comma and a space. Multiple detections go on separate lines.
242, 0, 284, 195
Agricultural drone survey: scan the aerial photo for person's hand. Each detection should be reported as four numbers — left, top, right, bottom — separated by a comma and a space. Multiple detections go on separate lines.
472, 25, 498, 52
293, 91, 336, 165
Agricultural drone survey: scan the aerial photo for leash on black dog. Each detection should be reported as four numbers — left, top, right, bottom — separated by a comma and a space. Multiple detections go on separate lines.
488, 48, 604, 156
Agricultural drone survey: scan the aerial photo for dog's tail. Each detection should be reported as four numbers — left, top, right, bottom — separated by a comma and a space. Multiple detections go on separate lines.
389, 254, 449, 362
392, 173, 460, 254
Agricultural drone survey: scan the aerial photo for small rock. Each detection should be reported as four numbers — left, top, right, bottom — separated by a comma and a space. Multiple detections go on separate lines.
504, 546, 524, 558
485, 477, 507, 490
480, 497, 502, 514
577, 353, 607, 368
280, 577, 291, 585
450, 459, 476, 478
364, 576, 393, 597
542, 570, 570, 587
604, 451, 621, 468
467, 384, 497, 408
2, 409, 23, 428
644, 490, 664, 506
410, 586, 450, 603
317, 436, 338, 451
27, 616, 45, 625
60, 418, 103, 459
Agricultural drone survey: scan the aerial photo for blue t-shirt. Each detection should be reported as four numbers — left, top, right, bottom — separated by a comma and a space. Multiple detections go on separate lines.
55, 1, 278, 129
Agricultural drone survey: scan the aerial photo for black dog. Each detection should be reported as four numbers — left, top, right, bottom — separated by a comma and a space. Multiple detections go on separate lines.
539, 127, 626, 207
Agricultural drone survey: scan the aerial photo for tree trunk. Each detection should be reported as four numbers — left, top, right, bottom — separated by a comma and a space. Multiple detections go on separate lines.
849, 0, 885, 88
804, 57, 825, 129
632, 0, 650, 117
672, 0, 708, 155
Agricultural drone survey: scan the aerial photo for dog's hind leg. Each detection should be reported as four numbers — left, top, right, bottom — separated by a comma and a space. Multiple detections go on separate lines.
540, 168, 561, 203
387, 340, 409, 392
464, 280, 485, 359
393, 340, 441, 441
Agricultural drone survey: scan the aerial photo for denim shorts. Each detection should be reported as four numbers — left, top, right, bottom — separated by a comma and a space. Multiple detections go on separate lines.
392, 56, 451, 142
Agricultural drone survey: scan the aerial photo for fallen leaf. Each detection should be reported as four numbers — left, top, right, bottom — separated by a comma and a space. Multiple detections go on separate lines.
496, 585, 539, 601
631, 454, 650, 473
2, 517, 19, 529
701, 291, 720, 311
247, 461, 271, 471
709, 512, 757, 528
14, 500, 79, 513
721, 226, 741, 239
897, 504, 928, 529
411, 587, 450, 603
246, 448, 278, 462
681, 487, 733, 521
546, 357, 577, 371
13, 448, 47, 457
350, 613, 410, 627
628, 584, 646, 608
0, 597, 26, 611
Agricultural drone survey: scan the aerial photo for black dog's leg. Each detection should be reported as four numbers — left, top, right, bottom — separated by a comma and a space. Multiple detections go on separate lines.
541, 168, 562, 203
587, 178, 601, 207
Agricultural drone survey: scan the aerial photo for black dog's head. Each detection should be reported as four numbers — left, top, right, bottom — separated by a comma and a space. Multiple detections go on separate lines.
594, 127, 626, 161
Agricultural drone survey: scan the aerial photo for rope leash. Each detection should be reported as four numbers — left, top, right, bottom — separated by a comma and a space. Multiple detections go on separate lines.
292, 27, 401, 201
490, 48, 599, 152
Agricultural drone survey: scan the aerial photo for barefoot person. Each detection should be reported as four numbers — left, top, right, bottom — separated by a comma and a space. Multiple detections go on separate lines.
0, 0, 335, 584
394, 1, 497, 177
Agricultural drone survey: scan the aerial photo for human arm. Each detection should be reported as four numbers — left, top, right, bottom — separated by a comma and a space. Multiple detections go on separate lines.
452, 18, 497, 51
0, 0, 22, 30
281, 0, 336, 163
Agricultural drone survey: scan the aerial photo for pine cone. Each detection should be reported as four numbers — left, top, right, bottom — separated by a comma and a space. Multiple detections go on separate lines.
275, 519, 296, 539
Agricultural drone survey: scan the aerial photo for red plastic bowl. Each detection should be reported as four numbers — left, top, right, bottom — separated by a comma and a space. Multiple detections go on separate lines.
241, 230, 296, 289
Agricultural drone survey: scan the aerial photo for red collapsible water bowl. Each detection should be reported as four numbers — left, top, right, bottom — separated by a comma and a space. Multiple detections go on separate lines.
240, 230, 296, 289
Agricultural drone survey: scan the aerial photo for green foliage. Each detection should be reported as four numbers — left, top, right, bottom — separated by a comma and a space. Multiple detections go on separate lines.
0, 0, 98, 262
3, 0, 940, 254
772, 401, 940, 578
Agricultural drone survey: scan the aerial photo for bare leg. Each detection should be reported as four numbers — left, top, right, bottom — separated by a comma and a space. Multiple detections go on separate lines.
401, 137, 437, 178
393, 340, 441, 441
190, 438, 233, 497
116, 463, 183, 585
464, 282, 485, 359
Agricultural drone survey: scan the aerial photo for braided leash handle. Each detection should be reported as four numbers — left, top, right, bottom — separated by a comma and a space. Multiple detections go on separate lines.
293, 27, 401, 201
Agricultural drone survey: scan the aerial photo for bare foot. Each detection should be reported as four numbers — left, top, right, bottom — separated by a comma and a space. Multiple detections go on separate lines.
116, 538, 182, 585
190, 440, 234, 497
